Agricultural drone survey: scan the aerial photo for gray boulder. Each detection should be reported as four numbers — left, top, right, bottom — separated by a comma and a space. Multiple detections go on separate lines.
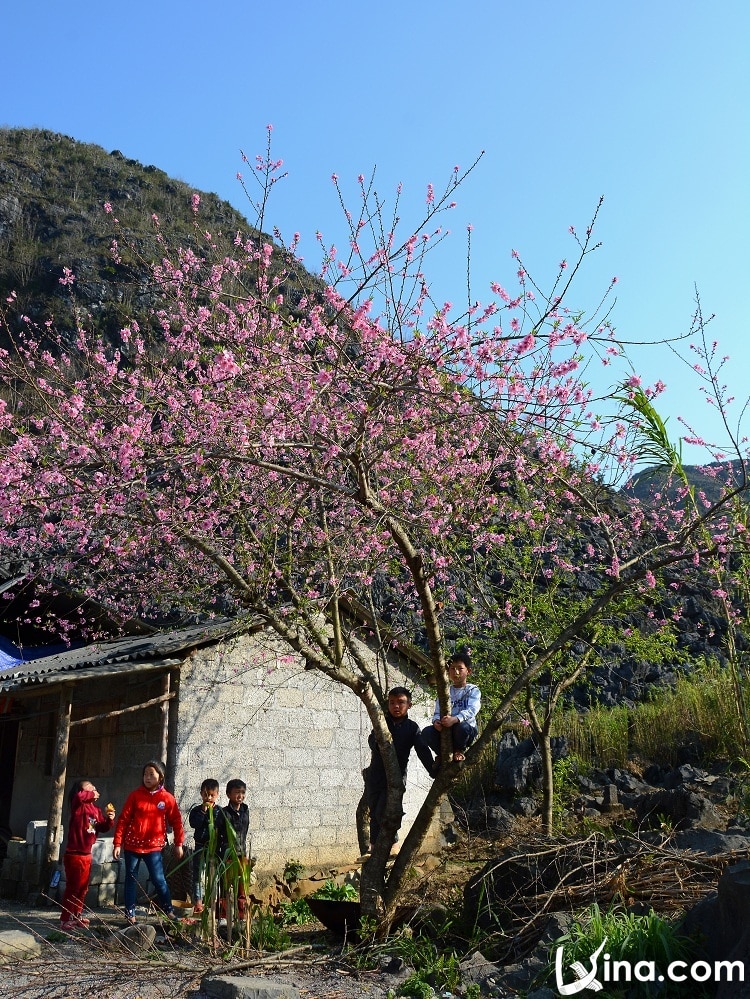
681, 859, 750, 998
495, 734, 568, 793
459, 950, 500, 989
201, 975, 301, 999
634, 787, 722, 830
0, 929, 42, 959
112, 922, 157, 954
673, 828, 750, 854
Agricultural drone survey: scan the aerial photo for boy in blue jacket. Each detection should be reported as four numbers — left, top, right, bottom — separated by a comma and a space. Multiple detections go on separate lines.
422, 651, 481, 765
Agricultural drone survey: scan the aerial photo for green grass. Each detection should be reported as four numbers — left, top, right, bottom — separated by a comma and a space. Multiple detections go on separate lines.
548, 902, 701, 998
553, 660, 747, 768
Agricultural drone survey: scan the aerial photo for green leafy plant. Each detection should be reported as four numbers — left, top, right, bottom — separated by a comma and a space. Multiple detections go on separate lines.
398, 981, 432, 998
732, 756, 750, 820
550, 902, 698, 997
279, 897, 314, 925
311, 879, 358, 901
357, 913, 379, 942
389, 932, 461, 996
464, 985, 481, 999
551, 754, 584, 826
283, 858, 305, 884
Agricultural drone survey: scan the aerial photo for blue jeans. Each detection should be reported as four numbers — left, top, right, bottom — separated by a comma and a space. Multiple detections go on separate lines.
123, 849, 173, 915
422, 721, 477, 757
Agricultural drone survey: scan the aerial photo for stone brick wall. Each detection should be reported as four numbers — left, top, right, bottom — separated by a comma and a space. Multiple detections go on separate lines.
174, 630, 439, 873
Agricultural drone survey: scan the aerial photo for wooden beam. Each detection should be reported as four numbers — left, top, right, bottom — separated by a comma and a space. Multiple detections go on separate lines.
70, 690, 175, 727
159, 673, 170, 765
44, 684, 73, 885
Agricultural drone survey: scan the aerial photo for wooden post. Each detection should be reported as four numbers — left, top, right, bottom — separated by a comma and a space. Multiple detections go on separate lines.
159, 672, 170, 766
44, 684, 74, 891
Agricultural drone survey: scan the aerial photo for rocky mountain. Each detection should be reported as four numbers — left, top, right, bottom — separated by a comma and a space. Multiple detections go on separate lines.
626, 459, 747, 509
0, 127, 320, 351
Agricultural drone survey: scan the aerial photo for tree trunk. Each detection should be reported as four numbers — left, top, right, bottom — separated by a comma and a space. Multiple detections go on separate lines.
356, 786, 370, 856
159, 672, 170, 766
540, 728, 554, 836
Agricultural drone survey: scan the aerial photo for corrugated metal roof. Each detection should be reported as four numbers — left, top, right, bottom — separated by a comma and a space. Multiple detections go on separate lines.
0, 618, 259, 694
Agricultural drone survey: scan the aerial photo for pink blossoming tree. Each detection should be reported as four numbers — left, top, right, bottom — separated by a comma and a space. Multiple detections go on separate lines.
0, 138, 747, 923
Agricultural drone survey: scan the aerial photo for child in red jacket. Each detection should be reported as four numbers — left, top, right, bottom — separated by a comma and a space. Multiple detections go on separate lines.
113, 760, 184, 924
60, 780, 115, 931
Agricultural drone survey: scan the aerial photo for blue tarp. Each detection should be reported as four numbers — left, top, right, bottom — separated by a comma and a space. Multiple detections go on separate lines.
0, 635, 81, 670
0, 637, 23, 670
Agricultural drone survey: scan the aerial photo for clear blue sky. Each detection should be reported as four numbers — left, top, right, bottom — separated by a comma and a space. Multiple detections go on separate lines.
2, 0, 748, 463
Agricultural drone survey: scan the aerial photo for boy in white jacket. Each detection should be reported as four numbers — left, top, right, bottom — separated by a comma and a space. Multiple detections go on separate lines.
423, 651, 481, 764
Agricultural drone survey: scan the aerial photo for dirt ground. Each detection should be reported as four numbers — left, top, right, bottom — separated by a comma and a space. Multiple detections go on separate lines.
0, 902, 402, 998
0, 844, 489, 999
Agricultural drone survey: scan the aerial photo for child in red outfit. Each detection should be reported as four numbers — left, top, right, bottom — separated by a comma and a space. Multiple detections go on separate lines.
113, 760, 184, 924
60, 780, 115, 931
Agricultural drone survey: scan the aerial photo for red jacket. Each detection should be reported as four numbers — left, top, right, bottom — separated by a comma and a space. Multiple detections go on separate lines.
65, 788, 113, 854
113, 784, 184, 854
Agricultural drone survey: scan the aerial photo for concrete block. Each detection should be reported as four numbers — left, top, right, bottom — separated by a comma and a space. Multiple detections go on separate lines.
4, 839, 26, 861
96, 882, 118, 906
272, 688, 304, 708
91, 838, 114, 864
262, 767, 292, 788
25, 821, 47, 846
98, 863, 120, 886
0, 879, 20, 899
300, 728, 334, 749
25, 843, 43, 864
201, 973, 301, 998
3, 860, 22, 880
319, 769, 344, 789
21, 863, 41, 883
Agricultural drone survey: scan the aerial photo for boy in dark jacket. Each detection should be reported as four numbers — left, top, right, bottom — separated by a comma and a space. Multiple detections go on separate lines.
363, 686, 434, 851
221, 778, 249, 856
188, 777, 224, 913
220, 778, 251, 918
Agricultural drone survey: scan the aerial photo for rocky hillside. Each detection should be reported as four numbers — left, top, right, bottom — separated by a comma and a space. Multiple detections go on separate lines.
627, 459, 746, 508
0, 127, 320, 351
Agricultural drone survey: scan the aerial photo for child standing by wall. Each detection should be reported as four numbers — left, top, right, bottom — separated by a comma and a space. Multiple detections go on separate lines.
113, 760, 184, 925
188, 777, 224, 914
220, 778, 251, 918
221, 778, 249, 857
59, 780, 115, 931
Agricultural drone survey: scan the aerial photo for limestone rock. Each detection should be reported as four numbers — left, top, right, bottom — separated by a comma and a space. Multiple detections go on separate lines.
0, 928, 42, 959
200, 974, 301, 998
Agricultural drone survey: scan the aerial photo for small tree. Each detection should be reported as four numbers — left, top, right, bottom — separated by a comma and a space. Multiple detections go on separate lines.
1, 137, 747, 925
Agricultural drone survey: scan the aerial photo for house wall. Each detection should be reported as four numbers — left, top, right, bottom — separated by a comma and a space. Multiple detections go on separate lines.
174, 630, 438, 873
2, 629, 443, 902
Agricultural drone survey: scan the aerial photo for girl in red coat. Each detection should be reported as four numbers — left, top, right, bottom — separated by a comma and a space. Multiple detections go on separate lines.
113, 760, 184, 924
60, 780, 115, 931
